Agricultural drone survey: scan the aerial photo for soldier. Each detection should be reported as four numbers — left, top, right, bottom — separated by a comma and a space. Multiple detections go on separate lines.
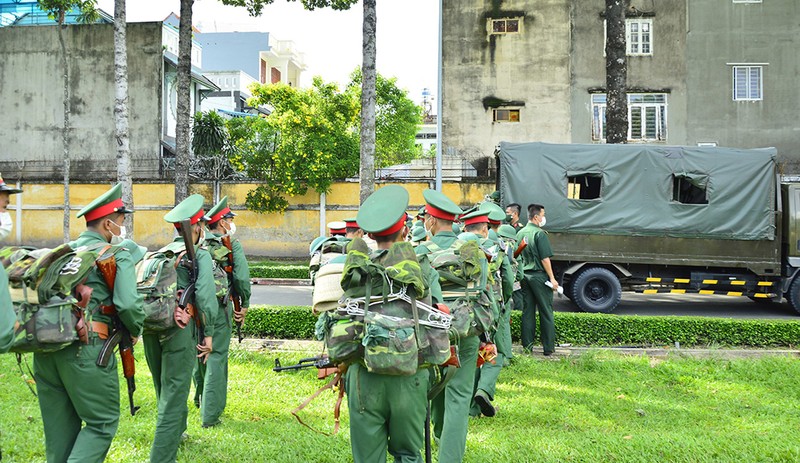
144, 194, 218, 463
0, 174, 22, 242
0, 174, 21, 354
505, 203, 524, 233
194, 196, 251, 427
343, 217, 363, 239
34, 183, 145, 462
516, 203, 558, 355
344, 185, 438, 462
328, 221, 347, 237
410, 225, 428, 246
416, 189, 487, 462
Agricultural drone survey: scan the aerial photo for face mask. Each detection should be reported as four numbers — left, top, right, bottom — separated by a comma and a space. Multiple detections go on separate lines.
227, 221, 237, 236
109, 220, 126, 245
0, 211, 12, 241
538, 216, 546, 228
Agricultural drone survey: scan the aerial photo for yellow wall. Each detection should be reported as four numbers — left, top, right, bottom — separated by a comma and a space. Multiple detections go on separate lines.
6, 181, 495, 257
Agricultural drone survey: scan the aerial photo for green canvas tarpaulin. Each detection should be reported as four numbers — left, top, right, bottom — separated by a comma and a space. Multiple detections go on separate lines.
498, 142, 777, 241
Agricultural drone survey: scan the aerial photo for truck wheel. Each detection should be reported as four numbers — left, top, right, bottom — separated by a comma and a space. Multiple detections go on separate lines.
786, 278, 800, 315
569, 267, 622, 314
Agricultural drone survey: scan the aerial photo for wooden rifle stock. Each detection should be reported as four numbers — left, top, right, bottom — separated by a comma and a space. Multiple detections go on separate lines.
221, 235, 244, 343
513, 236, 528, 259
178, 220, 205, 343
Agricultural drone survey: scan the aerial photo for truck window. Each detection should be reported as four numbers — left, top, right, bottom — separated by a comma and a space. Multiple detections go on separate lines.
568, 174, 602, 200
672, 175, 708, 204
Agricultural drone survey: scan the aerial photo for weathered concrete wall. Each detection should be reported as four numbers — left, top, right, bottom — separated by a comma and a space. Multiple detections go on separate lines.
442, 0, 572, 165
0, 23, 162, 180
686, 0, 800, 172
569, 0, 688, 144
3, 180, 496, 257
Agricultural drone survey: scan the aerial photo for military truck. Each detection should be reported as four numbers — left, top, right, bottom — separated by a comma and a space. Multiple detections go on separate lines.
497, 142, 800, 315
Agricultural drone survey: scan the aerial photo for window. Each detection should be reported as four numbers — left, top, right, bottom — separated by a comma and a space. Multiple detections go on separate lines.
733, 66, 762, 101
591, 93, 668, 142
568, 174, 602, 200
733, 0, 762, 3
626, 19, 652, 55
672, 175, 708, 205
493, 108, 520, 123
489, 18, 521, 35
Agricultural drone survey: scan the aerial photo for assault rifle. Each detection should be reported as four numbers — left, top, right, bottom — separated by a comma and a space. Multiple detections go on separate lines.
513, 236, 528, 259
273, 356, 337, 379
95, 249, 139, 416
177, 220, 204, 345
221, 235, 243, 343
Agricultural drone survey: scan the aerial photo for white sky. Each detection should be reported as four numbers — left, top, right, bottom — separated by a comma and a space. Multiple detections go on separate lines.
96, 0, 439, 109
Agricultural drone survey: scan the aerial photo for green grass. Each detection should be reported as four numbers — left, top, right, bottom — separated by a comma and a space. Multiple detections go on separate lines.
1, 347, 800, 462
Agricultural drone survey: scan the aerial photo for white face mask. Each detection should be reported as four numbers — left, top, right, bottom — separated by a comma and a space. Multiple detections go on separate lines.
538, 216, 546, 228
227, 221, 237, 236
0, 211, 12, 241
108, 220, 126, 245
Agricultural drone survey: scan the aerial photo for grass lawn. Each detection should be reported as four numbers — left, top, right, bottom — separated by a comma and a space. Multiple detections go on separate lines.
1, 346, 799, 462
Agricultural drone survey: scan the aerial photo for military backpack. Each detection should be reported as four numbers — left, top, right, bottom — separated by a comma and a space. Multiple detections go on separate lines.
135, 242, 184, 333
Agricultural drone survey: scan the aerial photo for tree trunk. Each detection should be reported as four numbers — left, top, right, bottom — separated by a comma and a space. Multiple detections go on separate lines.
114, 0, 134, 234
58, 17, 70, 242
605, 0, 628, 144
175, 0, 194, 204
358, 0, 377, 205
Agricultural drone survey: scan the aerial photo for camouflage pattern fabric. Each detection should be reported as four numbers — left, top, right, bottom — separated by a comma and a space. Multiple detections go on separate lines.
362, 311, 418, 376
135, 243, 184, 333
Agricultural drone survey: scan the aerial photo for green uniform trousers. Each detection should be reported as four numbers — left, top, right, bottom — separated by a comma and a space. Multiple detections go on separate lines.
520, 271, 555, 354
470, 299, 513, 415
33, 338, 120, 463
346, 363, 429, 463
193, 302, 232, 426
143, 324, 197, 463
431, 333, 480, 463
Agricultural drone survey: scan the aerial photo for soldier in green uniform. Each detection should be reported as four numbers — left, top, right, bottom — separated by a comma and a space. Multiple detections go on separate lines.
416, 189, 486, 463
194, 196, 251, 427
0, 173, 22, 242
144, 194, 218, 463
0, 175, 21, 353
516, 203, 558, 355
343, 217, 363, 239
344, 185, 436, 463
33, 183, 145, 463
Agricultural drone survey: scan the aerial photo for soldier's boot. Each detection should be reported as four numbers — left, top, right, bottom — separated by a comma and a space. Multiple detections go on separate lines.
473, 389, 496, 417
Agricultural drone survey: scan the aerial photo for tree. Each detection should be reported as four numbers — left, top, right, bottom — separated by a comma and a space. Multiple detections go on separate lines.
605, 0, 628, 144
113, 0, 134, 234
192, 111, 241, 203
358, 0, 376, 204
174, 0, 194, 204
37, 0, 99, 241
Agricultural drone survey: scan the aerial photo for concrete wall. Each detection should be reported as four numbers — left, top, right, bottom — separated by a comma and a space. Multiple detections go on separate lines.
0, 23, 163, 180
686, 0, 800, 172
3, 181, 496, 257
569, 0, 688, 144
442, 0, 572, 165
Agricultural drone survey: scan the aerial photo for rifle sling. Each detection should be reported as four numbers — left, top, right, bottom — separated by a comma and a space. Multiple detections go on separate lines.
290, 370, 345, 436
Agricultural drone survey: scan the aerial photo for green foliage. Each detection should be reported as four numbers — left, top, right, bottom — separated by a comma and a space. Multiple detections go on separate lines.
219, 0, 358, 16
192, 111, 239, 181
249, 264, 309, 279
242, 306, 800, 347
37, 0, 98, 24
241, 305, 317, 339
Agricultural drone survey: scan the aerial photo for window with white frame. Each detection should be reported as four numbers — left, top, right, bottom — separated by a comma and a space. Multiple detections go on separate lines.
591, 93, 668, 142
732, 66, 762, 101
603, 18, 653, 56
732, 0, 762, 4
489, 18, 521, 35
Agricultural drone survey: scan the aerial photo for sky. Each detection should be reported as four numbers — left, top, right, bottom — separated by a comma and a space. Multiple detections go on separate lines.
96, 0, 440, 110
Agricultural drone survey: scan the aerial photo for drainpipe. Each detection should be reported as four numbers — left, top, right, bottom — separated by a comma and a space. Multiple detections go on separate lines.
319, 192, 326, 237
15, 180, 22, 244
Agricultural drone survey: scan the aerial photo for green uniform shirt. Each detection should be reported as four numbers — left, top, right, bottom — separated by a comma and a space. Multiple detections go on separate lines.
172, 236, 218, 337
516, 223, 553, 274
70, 231, 145, 336
0, 266, 14, 353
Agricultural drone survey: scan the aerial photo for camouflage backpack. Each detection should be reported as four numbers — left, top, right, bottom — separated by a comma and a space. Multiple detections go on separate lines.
315, 238, 451, 374
204, 237, 233, 308
135, 242, 184, 333
1, 243, 110, 353
417, 239, 495, 338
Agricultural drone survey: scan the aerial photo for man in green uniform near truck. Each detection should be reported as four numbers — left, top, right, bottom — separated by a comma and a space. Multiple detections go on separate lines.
144, 194, 218, 463
34, 183, 145, 463
516, 203, 558, 355
416, 189, 488, 462
194, 196, 251, 427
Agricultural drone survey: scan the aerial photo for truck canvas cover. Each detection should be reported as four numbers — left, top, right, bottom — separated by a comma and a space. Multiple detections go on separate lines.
498, 142, 778, 241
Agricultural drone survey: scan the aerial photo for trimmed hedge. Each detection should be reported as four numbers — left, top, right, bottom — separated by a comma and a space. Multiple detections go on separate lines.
249, 265, 309, 279
242, 306, 800, 348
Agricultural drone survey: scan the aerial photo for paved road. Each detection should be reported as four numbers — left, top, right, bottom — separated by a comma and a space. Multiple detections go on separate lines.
250, 284, 800, 319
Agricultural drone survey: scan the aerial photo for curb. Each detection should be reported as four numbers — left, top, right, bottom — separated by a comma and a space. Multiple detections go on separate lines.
251, 278, 311, 286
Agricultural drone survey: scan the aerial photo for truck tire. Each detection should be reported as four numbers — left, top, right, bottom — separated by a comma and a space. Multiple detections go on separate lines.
786, 277, 800, 315
569, 267, 622, 314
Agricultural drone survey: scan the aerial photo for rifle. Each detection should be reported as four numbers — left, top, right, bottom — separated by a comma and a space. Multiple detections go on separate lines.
177, 220, 203, 344
221, 235, 243, 343
513, 236, 528, 259
273, 356, 337, 379
95, 249, 140, 416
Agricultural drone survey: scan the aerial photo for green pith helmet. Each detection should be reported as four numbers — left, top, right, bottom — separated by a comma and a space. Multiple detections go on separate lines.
422, 189, 462, 221
77, 183, 133, 222
309, 235, 329, 255
207, 195, 236, 225
357, 185, 410, 236
487, 190, 501, 204
164, 194, 209, 225
410, 226, 428, 243
497, 224, 517, 240
479, 201, 507, 223
0, 173, 22, 194
458, 231, 481, 242
118, 238, 147, 264
451, 222, 462, 234
488, 229, 498, 242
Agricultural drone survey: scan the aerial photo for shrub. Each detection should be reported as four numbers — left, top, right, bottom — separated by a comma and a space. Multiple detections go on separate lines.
249, 265, 309, 279
242, 306, 800, 348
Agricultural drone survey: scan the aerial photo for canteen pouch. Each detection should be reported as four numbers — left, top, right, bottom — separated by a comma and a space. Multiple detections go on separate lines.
318, 312, 364, 364
469, 290, 496, 337
418, 323, 451, 367
11, 299, 80, 353
362, 312, 418, 376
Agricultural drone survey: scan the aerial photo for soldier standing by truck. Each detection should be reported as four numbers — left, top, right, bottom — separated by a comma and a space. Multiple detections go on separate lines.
516, 204, 558, 355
